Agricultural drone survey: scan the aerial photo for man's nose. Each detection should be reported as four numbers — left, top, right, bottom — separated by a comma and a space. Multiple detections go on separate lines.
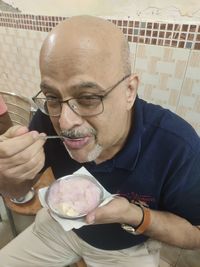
58, 103, 84, 130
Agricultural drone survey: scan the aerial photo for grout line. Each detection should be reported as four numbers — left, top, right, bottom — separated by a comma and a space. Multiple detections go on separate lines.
175, 49, 191, 114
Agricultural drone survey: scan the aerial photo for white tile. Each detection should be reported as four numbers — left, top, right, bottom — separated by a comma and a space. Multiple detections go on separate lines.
178, 96, 195, 108
4, 35, 13, 45
0, 27, 6, 34
18, 29, 29, 38
16, 37, 24, 46
25, 38, 35, 49
142, 73, 160, 85
129, 42, 137, 53
144, 44, 164, 58
192, 81, 200, 95
184, 110, 200, 122
156, 62, 175, 75
171, 47, 190, 61
167, 78, 183, 90
186, 66, 200, 80
151, 89, 170, 101
176, 50, 200, 134
135, 58, 148, 71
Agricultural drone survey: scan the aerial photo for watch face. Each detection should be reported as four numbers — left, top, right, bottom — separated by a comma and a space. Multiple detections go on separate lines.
121, 224, 140, 235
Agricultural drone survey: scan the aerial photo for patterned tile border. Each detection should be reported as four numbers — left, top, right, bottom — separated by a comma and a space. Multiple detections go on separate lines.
0, 12, 200, 50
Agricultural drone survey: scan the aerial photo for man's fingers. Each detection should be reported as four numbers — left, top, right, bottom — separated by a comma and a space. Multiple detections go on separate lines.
0, 137, 46, 168
0, 132, 46, 157
2, 147, 45, 183
86, 205, 111, 224
3, 125, 29, 139
86, 197, 130, 225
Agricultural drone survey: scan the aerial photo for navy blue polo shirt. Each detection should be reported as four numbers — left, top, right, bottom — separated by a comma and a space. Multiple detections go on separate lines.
29, 97, 200, 250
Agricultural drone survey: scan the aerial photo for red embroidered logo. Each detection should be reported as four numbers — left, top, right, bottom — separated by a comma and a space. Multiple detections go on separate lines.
117, 191, 155, 207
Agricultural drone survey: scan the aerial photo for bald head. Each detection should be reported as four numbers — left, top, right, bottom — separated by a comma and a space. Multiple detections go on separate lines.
40, 15, 131, 78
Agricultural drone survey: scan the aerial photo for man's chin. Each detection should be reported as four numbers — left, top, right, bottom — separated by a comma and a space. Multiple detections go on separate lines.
64, 143, 103, 163
67, 151, 93, 163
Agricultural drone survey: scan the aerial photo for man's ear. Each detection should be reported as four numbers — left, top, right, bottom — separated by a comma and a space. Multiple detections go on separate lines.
126, 74, 139, 109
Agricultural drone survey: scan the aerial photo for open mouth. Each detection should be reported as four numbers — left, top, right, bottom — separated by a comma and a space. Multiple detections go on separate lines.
63, 136, 91, 150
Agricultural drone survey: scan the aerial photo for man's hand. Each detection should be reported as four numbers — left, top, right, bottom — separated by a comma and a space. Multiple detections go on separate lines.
86, 196, 142, 226
0, 125, 46, 197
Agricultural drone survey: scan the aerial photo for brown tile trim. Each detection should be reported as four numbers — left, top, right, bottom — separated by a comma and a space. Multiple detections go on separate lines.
0, 12, 65, 32
0, 12, 199, 50
115, 19, 200, 50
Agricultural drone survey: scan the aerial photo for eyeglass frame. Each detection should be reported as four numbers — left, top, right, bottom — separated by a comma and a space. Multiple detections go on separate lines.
32, 74, 130, 117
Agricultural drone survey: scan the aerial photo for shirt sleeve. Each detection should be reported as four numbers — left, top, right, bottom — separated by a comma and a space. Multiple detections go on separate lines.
0, 95, 8, 115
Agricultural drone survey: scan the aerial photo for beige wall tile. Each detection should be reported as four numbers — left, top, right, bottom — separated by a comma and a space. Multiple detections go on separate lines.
135, 44, 190, 113
0, 28, 47, 99
176, 50, 200, 135
129, 42, 137, 71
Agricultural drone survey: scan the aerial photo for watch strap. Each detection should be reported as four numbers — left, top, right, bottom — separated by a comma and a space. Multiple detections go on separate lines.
121, 204, 151, 235
135, 206, 151, 234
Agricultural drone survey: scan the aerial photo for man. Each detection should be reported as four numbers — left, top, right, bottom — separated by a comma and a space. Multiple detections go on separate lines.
0, 15, 200, 267
0, 95, 12, 134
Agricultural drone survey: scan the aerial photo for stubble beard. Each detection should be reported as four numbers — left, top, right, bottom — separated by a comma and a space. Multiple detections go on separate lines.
64, 143, 103, 163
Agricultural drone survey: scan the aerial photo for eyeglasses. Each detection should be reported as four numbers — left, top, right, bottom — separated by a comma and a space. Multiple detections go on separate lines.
32, 74, 130, 117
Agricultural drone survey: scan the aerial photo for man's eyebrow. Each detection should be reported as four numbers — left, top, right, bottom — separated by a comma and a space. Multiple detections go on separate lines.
40, 83, 58, 94
70, 82, 105, 93
40, 81, 106, 94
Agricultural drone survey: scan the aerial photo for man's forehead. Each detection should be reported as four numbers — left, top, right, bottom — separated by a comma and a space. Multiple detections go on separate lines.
40, 38, 119, 86
42, 34, 114, 63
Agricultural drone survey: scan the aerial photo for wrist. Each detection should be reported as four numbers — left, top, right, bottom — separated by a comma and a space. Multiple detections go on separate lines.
122, 202, 143, 226
121, 203, 151, 235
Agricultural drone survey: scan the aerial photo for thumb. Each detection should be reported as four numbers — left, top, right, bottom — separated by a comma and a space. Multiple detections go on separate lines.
86, 211, 96, 224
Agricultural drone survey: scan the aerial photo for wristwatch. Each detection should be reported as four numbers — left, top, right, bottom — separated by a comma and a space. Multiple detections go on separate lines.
121, 204, 151, 235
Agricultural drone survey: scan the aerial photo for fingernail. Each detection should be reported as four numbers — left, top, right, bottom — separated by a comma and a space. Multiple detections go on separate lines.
39, 133, 47, 137
31, 131, 39, 139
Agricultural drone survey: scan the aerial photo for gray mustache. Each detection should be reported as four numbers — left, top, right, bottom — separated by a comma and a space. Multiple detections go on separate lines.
60, 128, 97, 139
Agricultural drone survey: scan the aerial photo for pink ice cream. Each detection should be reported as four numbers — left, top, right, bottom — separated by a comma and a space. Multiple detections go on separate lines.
47, 175, 102, 217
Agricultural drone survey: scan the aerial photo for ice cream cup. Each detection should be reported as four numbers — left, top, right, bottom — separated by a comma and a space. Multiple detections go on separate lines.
45, 174, 104, 219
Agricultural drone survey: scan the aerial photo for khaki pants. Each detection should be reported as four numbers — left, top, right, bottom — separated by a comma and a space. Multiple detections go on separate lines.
0, 208, 161, 267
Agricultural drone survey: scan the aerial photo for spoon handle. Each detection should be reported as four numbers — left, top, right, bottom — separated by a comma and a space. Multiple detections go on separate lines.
41, 135, 64, 141
0, 135, 64, 142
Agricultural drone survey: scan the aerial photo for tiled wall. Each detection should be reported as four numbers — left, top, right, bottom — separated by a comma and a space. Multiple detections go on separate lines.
0, 12, 200, 136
